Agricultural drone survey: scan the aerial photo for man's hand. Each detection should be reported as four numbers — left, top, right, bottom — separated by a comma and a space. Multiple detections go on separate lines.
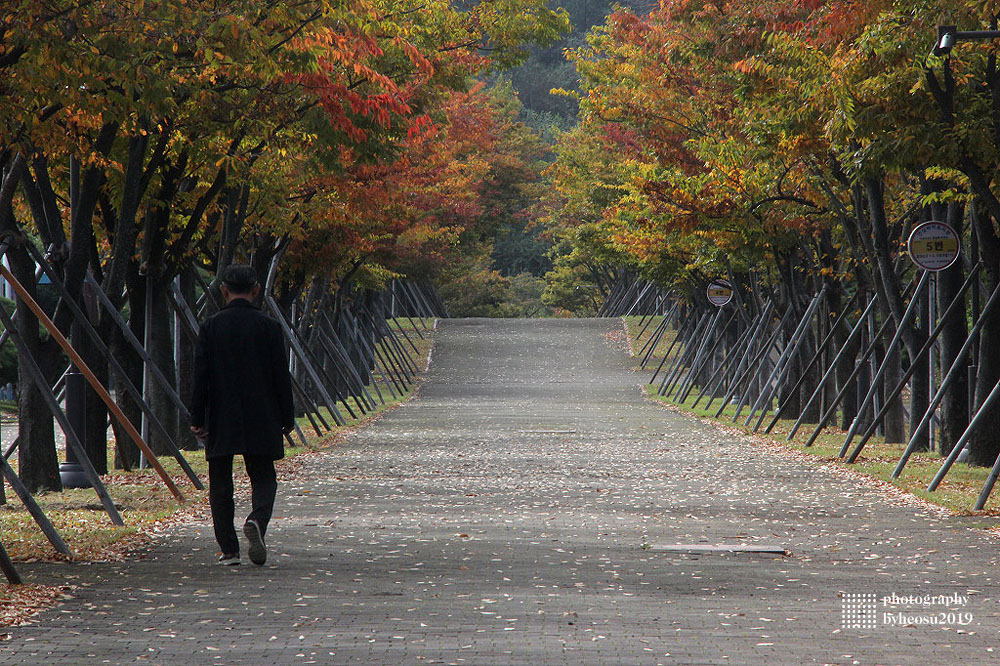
190, 425, 209, 441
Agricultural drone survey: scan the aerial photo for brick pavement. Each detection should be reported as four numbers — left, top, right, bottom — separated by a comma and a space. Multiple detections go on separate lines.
2, 318, 999, 664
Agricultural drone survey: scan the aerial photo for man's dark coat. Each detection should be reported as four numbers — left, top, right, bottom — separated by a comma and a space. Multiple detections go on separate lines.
191, 299, 294, 460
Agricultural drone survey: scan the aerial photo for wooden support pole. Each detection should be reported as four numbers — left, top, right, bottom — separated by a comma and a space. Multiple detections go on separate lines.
0, 261, 183, 502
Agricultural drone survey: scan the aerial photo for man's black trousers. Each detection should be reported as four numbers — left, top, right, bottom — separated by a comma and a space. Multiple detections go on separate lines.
208, 454, 277, 556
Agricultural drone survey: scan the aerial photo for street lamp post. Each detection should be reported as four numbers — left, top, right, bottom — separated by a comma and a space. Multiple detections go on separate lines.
934, 25, 1000, 56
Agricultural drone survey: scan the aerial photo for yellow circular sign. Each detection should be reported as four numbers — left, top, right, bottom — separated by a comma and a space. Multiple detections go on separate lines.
908, 221, 960, 271
706, 279, 733, 307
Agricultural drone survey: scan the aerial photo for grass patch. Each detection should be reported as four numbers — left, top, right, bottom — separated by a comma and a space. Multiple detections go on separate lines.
625, 316, 1000, 517
624, 315, 679, 370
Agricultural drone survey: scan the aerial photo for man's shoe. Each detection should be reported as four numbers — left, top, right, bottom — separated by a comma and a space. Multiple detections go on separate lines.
243, 519, 267, 565
218, 553, 240, 566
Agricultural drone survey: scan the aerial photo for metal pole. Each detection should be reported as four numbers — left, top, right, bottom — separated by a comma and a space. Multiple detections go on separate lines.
801, 301, 899, 447
787, 294, 879, 440
639, 315, 671, 369
660, 312, 711, 397
637, 298, 674, 348
693, 313, 758, 411
670, 310, 722, 401
20, 251, 202, 488
703, 302, 773, 413
648, 309, 695, 385
659, 312, 708, 396
763, 289, 859, 434
80, 271, 192, 420
320, 310, 385, 406
344, 309, 400, 399
839, 271, 930, 458
927, 377, 1000, 495
729, 306, 794, 421
0, 537, 20, 584
624, 281, 654, 317
902, 279, 1000, 482
849, 266, 981, 463
746, 289, 826, 428
265, 295, 346, 426
973, 442, 1000, 510
640, 303, 678, 368
929, 272, 937, 453
678, 309, 739, 405
140, 274, 152, 469
0, 454, 72, 556
0, 300, 125, 523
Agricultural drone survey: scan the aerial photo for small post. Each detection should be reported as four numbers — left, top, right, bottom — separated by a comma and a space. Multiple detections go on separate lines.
59, 368, 90, 488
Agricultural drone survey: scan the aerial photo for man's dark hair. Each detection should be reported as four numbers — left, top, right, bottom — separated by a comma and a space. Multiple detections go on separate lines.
221, 265, 259, 294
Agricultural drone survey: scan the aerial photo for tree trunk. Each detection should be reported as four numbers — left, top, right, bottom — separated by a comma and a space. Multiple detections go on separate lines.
76, 315, 108, 474
935, 203, 969, 456
112, 272, 145, 470
968, 264, 1000, 466
13, 251, 61, 492
147, 278, 179, 456
176, 267, 198, 451
882, 342, 905, 443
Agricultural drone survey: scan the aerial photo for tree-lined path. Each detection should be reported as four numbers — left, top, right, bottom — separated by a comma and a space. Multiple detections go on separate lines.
3, 319, 1000, 664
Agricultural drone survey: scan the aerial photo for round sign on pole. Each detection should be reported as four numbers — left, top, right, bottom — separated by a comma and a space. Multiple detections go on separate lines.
706, 279, 733, 307
907, 221, 960, 271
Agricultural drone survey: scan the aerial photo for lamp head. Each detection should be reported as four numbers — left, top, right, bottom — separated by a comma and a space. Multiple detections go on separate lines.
935, 25, 957, 55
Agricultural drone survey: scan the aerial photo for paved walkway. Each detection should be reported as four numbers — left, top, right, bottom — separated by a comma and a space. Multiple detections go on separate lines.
3, 318, 1000, 664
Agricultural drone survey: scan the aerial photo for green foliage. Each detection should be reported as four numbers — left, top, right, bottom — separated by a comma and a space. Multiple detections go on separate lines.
500, 273, 552, 317
491, 219, 553, 277
542, 257, 600, 316
438, 248, 513, 317
505, 0, 659, 120
439, 246, 554, 317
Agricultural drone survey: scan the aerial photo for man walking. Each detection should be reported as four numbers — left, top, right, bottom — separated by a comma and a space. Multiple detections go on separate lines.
190, 265, 295, 566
